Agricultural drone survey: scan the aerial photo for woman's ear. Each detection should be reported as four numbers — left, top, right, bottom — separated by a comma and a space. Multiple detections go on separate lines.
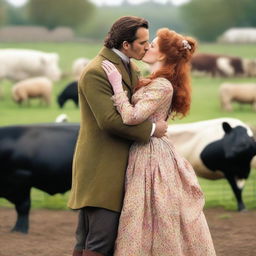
157, 53, 166, 61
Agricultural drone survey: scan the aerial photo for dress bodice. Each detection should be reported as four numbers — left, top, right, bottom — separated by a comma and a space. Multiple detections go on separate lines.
112, 77, 173, 125
132, 77, 173, 122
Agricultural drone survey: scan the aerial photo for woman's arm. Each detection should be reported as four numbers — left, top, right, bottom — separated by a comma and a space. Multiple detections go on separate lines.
102, 60, 173, 125
80, 63, 152, 143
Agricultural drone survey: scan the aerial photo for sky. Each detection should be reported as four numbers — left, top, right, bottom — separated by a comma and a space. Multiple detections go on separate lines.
7, 0, 27, 6
90, 0, 190, 6
6, 0, 190, 7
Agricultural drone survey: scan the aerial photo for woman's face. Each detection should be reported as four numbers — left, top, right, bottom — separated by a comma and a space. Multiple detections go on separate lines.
142, 37, 164, 64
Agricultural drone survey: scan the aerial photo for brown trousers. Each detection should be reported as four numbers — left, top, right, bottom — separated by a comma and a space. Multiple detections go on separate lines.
74, 207, 120, 256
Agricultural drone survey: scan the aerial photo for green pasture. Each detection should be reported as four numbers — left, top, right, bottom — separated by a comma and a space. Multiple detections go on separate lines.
0, 42, 256, 211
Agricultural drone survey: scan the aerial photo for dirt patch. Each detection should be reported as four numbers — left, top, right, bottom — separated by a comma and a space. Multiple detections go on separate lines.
206, 208, 256, 256
0, 207, 256, 256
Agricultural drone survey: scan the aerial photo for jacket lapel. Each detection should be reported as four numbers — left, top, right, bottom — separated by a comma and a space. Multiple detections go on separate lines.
130, 61, 139, 88
99, 47, 133, 91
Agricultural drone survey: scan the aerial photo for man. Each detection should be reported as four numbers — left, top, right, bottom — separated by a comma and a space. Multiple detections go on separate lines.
68, 16, 167, 256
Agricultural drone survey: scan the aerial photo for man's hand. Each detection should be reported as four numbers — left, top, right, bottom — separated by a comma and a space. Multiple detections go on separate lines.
153, 120, 168, 138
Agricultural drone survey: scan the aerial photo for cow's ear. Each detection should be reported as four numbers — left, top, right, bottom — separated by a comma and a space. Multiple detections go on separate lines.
222, 122, 232, 133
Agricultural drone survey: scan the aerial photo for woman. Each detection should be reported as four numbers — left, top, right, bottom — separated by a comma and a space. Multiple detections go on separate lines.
102, 28, 216, 256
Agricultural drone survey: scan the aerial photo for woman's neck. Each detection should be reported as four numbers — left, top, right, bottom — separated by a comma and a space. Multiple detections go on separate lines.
149, 61, 164, 73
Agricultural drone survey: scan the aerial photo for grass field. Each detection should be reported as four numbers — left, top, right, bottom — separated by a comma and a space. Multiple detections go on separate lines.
0, 42, 256, 210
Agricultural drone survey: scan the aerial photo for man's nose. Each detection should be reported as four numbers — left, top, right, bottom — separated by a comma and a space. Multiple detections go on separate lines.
145, 42, 150, 51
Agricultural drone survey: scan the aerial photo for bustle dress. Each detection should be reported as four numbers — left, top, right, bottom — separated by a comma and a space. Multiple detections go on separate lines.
112, 77, 216, 256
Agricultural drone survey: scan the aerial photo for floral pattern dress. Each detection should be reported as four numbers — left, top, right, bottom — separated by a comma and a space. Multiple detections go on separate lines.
112, 77, 216, 256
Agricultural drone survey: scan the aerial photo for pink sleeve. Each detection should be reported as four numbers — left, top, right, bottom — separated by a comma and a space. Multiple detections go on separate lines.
111, 78, 173, 125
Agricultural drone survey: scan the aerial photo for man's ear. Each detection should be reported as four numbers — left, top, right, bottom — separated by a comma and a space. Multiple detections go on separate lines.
122, 41, 130, 50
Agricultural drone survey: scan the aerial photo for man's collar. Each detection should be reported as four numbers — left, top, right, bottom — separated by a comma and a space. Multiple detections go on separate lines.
112, 48, 130, 63
99, 47, 133, 89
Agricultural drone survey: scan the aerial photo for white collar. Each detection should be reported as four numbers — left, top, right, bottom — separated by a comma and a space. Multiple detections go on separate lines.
112, 48, 130, 64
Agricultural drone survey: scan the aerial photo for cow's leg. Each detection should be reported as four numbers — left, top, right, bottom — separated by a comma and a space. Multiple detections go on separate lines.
224, 101, 233, 112
9, 170, 32, 233
252, 101, 256, 112
12, 192, 31, 234
226, 176, 245, 211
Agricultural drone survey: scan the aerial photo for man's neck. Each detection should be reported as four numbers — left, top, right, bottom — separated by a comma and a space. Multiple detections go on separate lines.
112, 48, 130, 63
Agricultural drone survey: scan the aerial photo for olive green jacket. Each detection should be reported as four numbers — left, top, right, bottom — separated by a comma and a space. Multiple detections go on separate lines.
67, 47, 152, 212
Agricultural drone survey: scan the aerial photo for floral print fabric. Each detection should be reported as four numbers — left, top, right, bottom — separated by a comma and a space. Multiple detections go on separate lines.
112, 78, 216, 256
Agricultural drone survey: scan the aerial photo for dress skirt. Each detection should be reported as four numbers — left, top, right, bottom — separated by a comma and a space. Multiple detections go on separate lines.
114, 136, 216, 256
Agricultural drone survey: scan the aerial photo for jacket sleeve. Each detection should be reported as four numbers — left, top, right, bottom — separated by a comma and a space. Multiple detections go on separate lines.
79, 68, 152, 143
111, 78, 173, 125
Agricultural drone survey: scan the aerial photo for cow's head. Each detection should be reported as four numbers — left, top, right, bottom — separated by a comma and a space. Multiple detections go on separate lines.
41, 53, 61, 81
200, 121, 256, 211
222, 122, 256, 178
57, 94, 65, 108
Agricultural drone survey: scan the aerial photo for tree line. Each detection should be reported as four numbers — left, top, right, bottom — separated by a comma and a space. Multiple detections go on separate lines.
0, 0, 255, 42
0, 0, 94, 29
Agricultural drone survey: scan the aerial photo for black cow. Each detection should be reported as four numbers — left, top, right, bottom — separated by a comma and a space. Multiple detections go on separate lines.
167, 118, 256, 211
57, 81, 78, 108
0, 123, 79, 233
2, 119, 256, 234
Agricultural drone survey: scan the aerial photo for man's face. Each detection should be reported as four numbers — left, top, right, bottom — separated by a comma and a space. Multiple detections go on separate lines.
142, 37, 161, 64
124, 27, 150, 60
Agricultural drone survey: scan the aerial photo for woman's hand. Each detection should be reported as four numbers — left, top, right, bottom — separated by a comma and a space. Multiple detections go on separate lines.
102, 60, 123, 94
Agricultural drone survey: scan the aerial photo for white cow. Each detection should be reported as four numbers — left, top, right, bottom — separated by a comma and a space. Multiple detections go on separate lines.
218, 28, 256, 44
0, 49, 61, 82
167, 118, 256, 211
219, 83, 256, 111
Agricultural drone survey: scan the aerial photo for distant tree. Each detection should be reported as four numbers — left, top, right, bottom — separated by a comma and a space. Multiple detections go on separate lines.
0, 0, 6, 26
28, 0, 95, 29
5, 4, 30, 25
77, 2, 185, 40
241, 0, 256, 26
180, 0, 253, 41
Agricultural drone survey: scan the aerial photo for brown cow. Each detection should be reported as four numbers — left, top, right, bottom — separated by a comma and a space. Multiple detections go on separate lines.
191, 53, 256, 77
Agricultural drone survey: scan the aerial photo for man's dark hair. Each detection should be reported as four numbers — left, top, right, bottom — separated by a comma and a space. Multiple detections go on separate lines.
104, 16, 149, 49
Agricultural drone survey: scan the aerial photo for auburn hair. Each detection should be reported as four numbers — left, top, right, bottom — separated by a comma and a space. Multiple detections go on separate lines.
135, 28, 197, 119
